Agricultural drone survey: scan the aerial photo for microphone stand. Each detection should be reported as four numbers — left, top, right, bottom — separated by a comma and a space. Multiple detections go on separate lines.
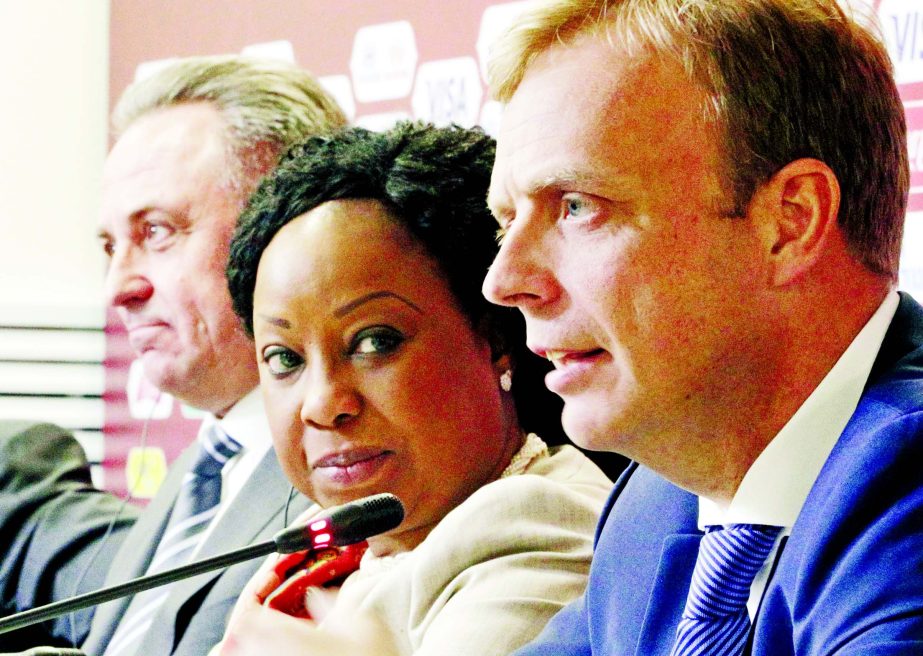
0, 492, 404, 636
0, 539, 277, 635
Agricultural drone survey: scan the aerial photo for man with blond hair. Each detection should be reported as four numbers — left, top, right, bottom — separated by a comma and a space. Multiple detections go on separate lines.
483, 0, 923, 653
0, 56, 345, 655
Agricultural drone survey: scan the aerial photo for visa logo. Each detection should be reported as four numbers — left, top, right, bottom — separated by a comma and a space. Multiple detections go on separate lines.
907, 129, 923, 173
887, 10, 923, 63
881, 1, 923, 82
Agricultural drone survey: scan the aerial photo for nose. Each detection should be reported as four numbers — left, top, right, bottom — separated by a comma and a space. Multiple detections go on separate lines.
105, 246, 154, 309
482, 217, 559, 310
299, 363, 363, 430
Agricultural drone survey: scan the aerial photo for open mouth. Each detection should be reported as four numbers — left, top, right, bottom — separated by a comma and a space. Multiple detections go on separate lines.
542, 348, 610, 394
545, 348, 606, 368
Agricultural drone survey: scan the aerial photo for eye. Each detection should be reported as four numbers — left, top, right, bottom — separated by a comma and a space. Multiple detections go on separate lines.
143, 222, 176, 248
349, 326, 405, 357
262, 346, 303, 377
563, 193, 590, 220
100, 238, 114, 257
492, 210, 513, 245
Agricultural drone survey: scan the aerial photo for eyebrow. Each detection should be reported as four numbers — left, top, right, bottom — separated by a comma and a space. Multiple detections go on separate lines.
489, 167, 638, 217
334, 291, 423, 318
488, 170, 588, 217
529, 168, 635, 196
257, 315, 291, 329
256, 291, 423, 330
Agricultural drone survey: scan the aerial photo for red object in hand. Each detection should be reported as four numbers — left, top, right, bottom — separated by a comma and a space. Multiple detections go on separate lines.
263, 541, 368, 618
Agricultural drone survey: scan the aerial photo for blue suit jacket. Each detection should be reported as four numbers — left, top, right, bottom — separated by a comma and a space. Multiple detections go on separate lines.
515, 292, 923, 655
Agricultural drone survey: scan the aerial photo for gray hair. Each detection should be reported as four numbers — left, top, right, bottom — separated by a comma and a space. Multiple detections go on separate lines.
112, 55, 348, 195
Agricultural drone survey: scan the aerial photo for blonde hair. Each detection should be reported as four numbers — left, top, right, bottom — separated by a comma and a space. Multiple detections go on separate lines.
488, 0, 908, 278
113, 55, 348, 194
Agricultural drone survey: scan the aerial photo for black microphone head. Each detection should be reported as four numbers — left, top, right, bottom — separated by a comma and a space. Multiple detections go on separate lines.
273, 493, 405, 553
353, 492, 405, 524
331, 493, 405, 546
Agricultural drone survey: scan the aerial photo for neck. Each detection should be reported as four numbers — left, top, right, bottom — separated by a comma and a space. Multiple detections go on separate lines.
368, 417, 526, 557
651, 279, 891, 503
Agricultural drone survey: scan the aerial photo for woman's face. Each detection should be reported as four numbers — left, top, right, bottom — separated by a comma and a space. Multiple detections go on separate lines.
252, 199, 521, 552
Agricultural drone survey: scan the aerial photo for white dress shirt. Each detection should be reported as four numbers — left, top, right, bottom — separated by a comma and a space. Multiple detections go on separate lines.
698, 290, 899, 618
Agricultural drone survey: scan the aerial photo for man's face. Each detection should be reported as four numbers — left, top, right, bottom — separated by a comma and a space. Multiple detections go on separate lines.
98, 103, 259, 415
483, 34, 771, 462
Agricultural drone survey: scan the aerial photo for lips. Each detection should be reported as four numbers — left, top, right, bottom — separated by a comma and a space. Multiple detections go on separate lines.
533, 346, 610, 394
312, 447, 394, 486
124, 321, 170, 352
543, 349, 605, 367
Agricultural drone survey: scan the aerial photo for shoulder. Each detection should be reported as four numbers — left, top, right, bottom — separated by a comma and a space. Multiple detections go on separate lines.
409, 444, 610, 572
761, 366, 923, 650
343, 445, 611, 654
465, 443, 611, 526
0, 421, 94, 497
0, 420, 84, 462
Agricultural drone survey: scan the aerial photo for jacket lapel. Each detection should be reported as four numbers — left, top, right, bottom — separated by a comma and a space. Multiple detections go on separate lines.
141, 448, 301, 654
592, 465, 700, 655
635, 533, 701, 655
81, 445, 195, 653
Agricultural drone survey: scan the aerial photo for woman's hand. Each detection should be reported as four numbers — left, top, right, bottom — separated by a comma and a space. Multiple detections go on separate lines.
219, 569, 398, 656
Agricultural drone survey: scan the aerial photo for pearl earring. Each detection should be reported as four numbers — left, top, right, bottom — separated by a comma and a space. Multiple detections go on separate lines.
500, 369, 513, 392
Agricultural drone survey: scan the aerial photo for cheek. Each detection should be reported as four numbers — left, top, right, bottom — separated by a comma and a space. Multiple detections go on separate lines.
179, 237, 237, 322
371, 345, 501, 452
411, 346, 496, 418
368, 360, 453, 430
263, 386, 309, 482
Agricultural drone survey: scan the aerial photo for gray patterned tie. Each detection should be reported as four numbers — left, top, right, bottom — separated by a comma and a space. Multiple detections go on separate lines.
103, 423, 242, 656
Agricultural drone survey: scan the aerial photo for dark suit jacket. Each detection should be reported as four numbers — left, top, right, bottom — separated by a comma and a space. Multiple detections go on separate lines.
0, 421, 138, 651
514, 292, 923, 655
0, 422, 310, 655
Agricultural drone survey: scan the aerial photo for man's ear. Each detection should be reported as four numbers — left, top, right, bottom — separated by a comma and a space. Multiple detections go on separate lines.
749, 158, 841, 286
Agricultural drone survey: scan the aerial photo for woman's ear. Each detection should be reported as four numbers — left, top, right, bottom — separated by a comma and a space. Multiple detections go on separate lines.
492, 351, 513, 377
748, 158, 841, 286
477, 313, 515, 389
477, 314, 507, 361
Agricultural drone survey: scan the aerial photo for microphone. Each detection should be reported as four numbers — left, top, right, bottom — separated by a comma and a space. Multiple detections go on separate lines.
0, 493, 404, 635
274, 491, 406, 552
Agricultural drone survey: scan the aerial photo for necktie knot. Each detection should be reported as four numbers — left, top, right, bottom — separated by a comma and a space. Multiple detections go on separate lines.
671, 523, 782, 656
191, 424, 242, 479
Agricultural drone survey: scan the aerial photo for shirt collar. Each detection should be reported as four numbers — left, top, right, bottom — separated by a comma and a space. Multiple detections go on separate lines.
197, 387, 273, 455
699, 291, 899, 529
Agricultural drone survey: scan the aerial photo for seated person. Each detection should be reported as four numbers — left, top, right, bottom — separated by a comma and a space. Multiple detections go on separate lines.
217, 122, 613, 655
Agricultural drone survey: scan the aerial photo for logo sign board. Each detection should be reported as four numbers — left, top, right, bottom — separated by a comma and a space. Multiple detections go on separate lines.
126, 358, 173, 420
476, 1, 536, 83
900, 212, 923, 298
412, 57, 483, 127
320, 74, 356, 120
879, 0, 923, 84
350, 21, 418, 103
905, 105, 923, 212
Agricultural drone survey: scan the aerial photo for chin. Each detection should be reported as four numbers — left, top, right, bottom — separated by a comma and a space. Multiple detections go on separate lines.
142, 366, 203, 409
137, 362, 174, 396
562, 405, 624, 453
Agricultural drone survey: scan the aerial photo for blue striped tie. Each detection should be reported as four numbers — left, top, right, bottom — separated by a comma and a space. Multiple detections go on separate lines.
103, 424, 242, 656
671, 524, 782, 656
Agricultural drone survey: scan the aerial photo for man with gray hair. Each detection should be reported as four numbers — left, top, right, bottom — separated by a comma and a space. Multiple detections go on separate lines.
482, 0, 923, 653
0, 55, 345, 655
